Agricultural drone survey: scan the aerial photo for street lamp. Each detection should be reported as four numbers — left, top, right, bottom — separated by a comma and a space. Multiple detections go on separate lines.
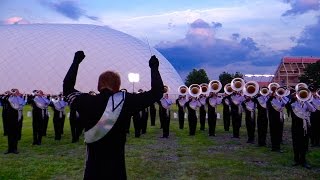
128, 73, 140, 93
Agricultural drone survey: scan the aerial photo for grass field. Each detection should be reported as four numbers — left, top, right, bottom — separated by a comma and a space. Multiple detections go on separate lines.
0, 105, 320, 180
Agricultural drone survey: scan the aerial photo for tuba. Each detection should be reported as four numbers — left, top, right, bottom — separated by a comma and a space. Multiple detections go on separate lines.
260, 87, 269, 96
200, 83, 209, 95
295, 83, 308, 92
224, 83, 233, 95
163, 85, 169, 93
188, 84, 202, 97
178, 85, 188, 95
231, 78, 245, 92
276, 87, 286, 97
296, 87, 312, 102
243, 81, 259, 97
209, 80, 222, 93
268, 82, 280, 93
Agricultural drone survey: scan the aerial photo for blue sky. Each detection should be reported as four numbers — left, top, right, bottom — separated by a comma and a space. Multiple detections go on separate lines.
1, 0, 320, 80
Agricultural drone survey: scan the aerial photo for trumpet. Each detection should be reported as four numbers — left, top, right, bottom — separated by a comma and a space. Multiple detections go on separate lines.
295, 83, 308, 92
189, 84, 202, 97
275, 87, 286, 97
163, 85, 169, 93
243, 81, 259, 97
209, 80, 222, 93
260, 87, 269, 96
296, 87, 312, 102
178, 85, 188, 95
224, 83, 233, 95
268, 82, 280, 93
231, 78, 245, 91
200, 83, 209, 95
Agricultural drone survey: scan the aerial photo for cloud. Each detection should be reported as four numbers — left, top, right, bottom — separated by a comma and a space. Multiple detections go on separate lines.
2, 17, 30, 24
39, 0, 99, 21
288, 15, 320, 55
282, 0, 320, 16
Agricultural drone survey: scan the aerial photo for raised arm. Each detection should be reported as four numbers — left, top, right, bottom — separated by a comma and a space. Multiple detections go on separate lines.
63, 51, 86, 97
126, 55, 164, 112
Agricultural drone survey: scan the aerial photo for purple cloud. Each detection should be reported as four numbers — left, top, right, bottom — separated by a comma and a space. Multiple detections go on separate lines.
282, 0, 320, 16
39, 0, 99, 21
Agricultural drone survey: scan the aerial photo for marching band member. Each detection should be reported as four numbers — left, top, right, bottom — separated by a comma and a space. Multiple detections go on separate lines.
288, 89, 316, 169
199, 94, 207, 131
267, 92, 286, 152
132, 103, 142, 138
149, 103, 156, 126
160, 93, 172, 138
30, 90, 50, 145
253, 91, 269, 147
138, 89, 149, 135
176, 95, 187, 129
4, 89, 25, 154
228, 91, 245, 138
1, 91, 11, 136
309, 87, 320, 147
242, 96, 256, 143
50, 94, 67, 140
186, 96, 200, 136
206, 92, 222, 136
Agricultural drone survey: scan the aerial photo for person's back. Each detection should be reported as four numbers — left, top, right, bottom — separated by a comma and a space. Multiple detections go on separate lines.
63, 51, 163, 179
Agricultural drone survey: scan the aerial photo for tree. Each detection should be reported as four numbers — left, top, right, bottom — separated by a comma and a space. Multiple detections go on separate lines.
219, 71, 233, 87
185, 69, 210, 86
299, 61, 320, 87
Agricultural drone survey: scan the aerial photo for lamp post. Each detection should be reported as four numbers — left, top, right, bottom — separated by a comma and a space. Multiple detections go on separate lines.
128, 73, 140, 93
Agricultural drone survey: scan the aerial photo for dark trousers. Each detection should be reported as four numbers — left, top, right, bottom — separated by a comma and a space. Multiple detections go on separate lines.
133, 116, 141, 138
7, 122, 19, 152
199, 106, 206, 130
269, 117, 282, 150
178, 109, 184, 129
245, 112, 255, 142
292, 116, 309, 164
159, 108, 163, 129
2, 113, 8, 136
70, 118, 80, 142
257, 110, 268, 146
43, 115, 49, 136
208, 109, 217, 136
32, 117, 43, 145
231, 111, 241, 138
150, 105, 156, 126
162, 110, 170, 137
188, 114, 197, 135
141, 113, 148, 134
223, 108, 230, 131
18, 117, 23, 140
53, 114, 64, 140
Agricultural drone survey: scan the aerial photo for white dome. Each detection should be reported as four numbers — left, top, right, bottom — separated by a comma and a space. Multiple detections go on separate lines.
0, 24, 183, 95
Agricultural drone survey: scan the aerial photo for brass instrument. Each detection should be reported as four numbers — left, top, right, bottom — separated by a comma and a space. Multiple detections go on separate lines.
295, 83, 308, 92
243, 81, 259, 97
209, 80, 222, 93
296, 87, 312, 102
178, 85, 188, 95
260, 87, 269, 96
188, 84, 202, 97
231, 78, 245, 91
163, 85, 169, 93
224, 83, 233, 95
268, 82, 280, 93
200, 83, 209, 95
276, 87, 286, 97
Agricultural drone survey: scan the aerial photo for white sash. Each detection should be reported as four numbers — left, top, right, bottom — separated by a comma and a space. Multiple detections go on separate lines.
84, 91, 125, 143
178, 98, 187, 107
257, 96, 267, 108
8, 96, 25, 121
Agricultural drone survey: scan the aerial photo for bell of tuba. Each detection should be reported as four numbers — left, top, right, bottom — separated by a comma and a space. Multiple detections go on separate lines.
275, 87, 286, 97
200, 83, 209, 95
224, 83, 233, 95
231, 78, 245, 92
189, 84, 202, 97
178, 85, 188, 95
296, 87, 312, 102
209, 80, 222, 93
260, 87, 269, 96
295, 83, 308, 92
163, 85, 169, 93
243, 81, 259, 97
268, 82, 280, 93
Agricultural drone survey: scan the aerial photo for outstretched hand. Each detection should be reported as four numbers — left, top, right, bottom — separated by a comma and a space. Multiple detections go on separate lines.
149, 55, 159, 69
73, 51, 86, 64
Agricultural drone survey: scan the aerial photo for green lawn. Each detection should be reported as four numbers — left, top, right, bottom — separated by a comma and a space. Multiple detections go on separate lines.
0, 105, 319, 180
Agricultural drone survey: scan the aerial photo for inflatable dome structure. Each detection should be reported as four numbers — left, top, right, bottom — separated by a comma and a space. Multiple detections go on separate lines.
0, 24, 183, 95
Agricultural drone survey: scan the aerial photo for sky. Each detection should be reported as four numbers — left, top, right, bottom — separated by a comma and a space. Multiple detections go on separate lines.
1, 0, 320, 80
